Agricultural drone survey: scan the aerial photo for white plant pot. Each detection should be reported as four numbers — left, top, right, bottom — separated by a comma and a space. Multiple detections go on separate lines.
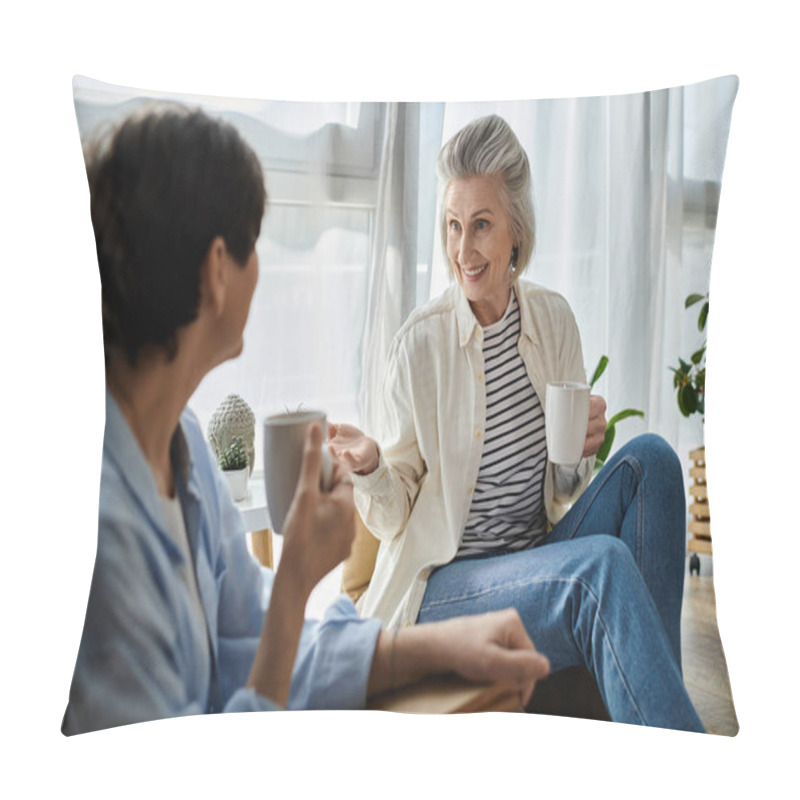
224, 467, 249, 501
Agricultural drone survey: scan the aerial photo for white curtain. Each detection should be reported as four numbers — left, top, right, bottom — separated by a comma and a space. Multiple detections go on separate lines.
357, 102, 443, 435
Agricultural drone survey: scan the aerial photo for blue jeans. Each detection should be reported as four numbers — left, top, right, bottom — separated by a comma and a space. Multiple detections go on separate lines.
418, 434, 704, 732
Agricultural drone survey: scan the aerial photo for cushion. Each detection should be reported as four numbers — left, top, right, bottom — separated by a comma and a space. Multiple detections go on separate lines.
68, 74, 739, 737
341, 513, 380, 603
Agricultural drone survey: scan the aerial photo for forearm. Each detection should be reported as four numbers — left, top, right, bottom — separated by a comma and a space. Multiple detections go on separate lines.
366, 611, 550, 701
352, 453, 419, 540
366, 626, 449, 697
246, 564, 309, 708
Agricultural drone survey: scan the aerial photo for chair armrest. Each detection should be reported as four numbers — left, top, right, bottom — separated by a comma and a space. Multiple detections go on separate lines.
341, 512, 380, 602
250, 528, 274, 569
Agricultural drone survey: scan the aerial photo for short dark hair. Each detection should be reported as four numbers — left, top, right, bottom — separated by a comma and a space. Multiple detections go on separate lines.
84, 103, 266, 365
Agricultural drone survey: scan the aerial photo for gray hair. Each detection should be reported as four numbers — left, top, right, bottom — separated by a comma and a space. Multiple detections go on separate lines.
437, 115, 535, 278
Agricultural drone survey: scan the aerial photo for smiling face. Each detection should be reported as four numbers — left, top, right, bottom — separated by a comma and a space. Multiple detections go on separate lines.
445, 175, 517, 327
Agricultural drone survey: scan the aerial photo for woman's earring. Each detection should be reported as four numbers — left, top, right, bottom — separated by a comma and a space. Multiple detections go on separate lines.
509, 246, 519, 275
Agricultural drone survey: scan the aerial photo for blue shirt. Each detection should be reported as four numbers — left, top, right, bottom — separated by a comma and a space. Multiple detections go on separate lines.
62, 390, 381, 734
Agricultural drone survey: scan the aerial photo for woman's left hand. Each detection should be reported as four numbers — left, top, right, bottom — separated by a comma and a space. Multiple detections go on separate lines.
583, 395, 607, 458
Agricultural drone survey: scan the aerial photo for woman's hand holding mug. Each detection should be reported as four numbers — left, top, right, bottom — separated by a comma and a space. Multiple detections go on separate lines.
279, 423, 357, 599
583, 394, 607, 459
545, 384, 606, 465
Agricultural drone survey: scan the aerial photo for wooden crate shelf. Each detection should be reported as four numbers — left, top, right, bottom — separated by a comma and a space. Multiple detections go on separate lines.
689, 501, 709, 519
688, 537, 713, 555
687, 447, 711, 573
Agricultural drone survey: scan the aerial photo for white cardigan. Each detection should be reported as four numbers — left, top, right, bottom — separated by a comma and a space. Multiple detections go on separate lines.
352, 279, 594, 630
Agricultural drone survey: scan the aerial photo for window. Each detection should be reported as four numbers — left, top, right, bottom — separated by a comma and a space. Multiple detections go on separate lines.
73, 79, 387, 461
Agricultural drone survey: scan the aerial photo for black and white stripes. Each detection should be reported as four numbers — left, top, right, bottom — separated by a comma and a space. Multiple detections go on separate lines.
457, 293, 548, 559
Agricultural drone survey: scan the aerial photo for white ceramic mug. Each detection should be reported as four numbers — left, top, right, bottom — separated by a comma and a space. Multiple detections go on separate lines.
262, 410, 334, 534
545, 382, 591, 466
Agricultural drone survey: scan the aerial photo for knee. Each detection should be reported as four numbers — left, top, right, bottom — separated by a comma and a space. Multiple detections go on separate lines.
575, 535, 638, 588
621, 433, 682, 484
558, 537, 641, 634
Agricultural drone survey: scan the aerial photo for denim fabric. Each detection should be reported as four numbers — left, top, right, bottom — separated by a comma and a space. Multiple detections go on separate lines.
544, 433, 686, 663
418, 434, 704, 732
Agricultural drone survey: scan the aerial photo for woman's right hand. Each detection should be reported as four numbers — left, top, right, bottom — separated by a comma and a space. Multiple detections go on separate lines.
432, 609, 549, 703
367, 608, 549, 706
278, 423, 357, 599
327, 422, 381, 476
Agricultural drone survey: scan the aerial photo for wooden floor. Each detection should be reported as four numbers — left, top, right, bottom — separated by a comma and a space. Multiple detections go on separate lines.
681, 572, 739, 736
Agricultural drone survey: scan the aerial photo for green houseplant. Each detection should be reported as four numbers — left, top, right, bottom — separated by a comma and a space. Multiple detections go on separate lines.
218, 435, 249, 501
670, 292, 708, 420
588, 355, 645, 470
669, 292, 709, 575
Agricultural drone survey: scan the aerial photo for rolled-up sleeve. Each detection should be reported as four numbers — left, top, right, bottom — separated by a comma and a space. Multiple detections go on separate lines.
287, 596, 382, 710
353, 339, 427, 539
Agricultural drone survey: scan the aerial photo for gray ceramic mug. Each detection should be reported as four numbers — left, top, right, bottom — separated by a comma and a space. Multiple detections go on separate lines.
262, 410, 334, 534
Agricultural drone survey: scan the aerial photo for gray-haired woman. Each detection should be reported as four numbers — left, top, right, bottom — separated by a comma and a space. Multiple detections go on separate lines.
329, 114, 705, 732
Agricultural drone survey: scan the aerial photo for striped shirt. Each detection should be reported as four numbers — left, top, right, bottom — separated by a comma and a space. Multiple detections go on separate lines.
456, 292, 548, 559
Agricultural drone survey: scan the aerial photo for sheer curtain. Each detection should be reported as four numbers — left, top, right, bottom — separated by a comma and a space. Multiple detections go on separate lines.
357, 102, 443, 434
426, 77, 737, 458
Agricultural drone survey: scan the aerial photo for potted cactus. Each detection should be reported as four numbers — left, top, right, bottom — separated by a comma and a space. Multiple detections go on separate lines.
207, 394, 256, 474
218, 435, 249, 501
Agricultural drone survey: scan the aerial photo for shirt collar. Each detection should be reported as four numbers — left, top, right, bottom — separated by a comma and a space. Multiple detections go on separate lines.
455, 282, 525, 348
454, 283, 480, 348
513, 280, 537, 345
103, 387, 195, 554
169, 415, 193, 487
